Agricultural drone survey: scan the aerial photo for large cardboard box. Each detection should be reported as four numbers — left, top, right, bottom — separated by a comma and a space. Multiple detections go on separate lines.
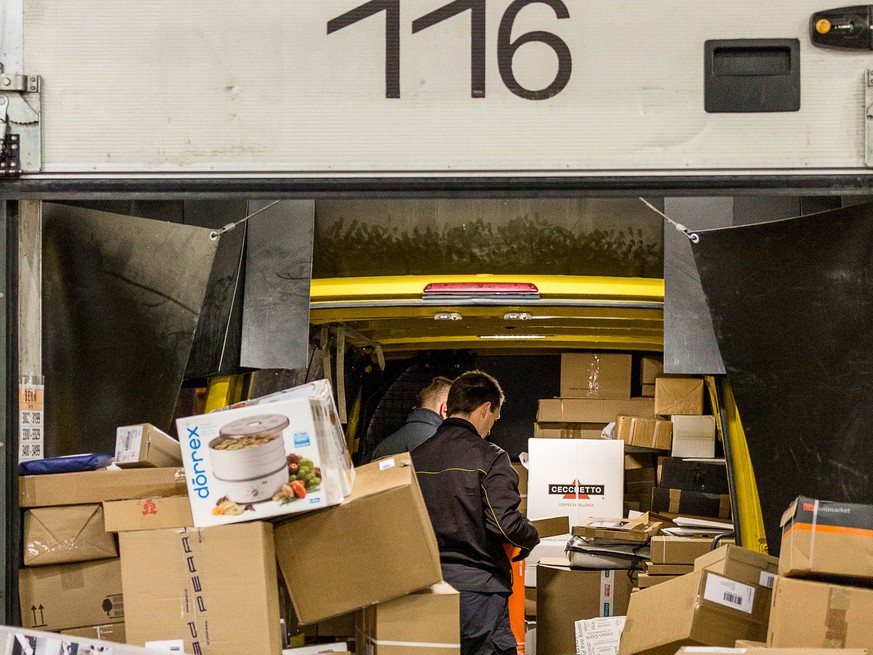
618, 570, 771, 655
537, 559, 632, 655
274, 455, 442, 625
102, 496, 193, 532
695, 545, 778, 589
24, 505, 118, 566
19, 468, 188, 508
538, 398, 654, 424
779, 496, 873, 582
560, 353, 632, 399
682, 649, 865, 655
650, 537, 723, 564
651, 488, 731, 519
120, 522, 281, 655
654, 377, 704, 417
670, 416, 716, 458
526, 438, 624, 523
61, 623, 127, 643
176, 380, 354, 527
533, 423, 606, 439
768, 576, 873, 648
115, 424, 182, 468
356, 582, 460, 655
19, 558, 124, 631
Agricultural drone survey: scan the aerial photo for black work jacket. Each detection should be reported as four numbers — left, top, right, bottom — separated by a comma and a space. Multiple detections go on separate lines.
411, 418, 540, 589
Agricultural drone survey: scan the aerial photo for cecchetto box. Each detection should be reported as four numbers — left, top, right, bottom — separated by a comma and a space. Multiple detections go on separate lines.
779, 496, 873, 582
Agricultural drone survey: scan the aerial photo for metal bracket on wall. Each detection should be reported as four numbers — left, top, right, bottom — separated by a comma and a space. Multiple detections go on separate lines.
0, 64, 40, 175
867, 70, 873, 167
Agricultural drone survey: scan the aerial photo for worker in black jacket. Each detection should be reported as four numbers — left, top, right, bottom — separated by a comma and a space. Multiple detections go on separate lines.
411, 370, 539, 655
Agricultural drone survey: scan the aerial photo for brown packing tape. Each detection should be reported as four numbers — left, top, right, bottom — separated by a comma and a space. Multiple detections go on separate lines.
824, 586, 851, 648
669, 489, 682, 514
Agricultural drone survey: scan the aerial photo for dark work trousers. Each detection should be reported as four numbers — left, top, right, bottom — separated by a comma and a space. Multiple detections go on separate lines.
459, 590, 517, 655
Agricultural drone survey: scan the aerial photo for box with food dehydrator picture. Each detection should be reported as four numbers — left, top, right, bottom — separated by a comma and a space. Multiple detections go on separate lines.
176, 379, 354, 527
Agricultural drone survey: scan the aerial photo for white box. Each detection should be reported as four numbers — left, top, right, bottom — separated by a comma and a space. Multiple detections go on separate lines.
526, 438, 624, 525
176, 379, 354, 527
670, 415, 716, 458
524, 534, 572, 588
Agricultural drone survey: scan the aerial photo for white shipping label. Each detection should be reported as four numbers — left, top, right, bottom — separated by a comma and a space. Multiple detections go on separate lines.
703, 573, 756, 614
18, 382, 44, 462
378, 457, 396, 471
759, 571, 776, 589
599, 570, 614, 616
115, 425, 144, 462
574, 616, 626, 655
145, 640, 185, 652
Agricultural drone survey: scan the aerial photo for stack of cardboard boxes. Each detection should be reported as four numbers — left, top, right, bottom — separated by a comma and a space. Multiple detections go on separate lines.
17, 380, 463, 655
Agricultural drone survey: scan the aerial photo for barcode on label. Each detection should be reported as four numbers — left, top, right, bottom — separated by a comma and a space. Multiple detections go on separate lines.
723, 592, 742, 606
703, 573, 754, 614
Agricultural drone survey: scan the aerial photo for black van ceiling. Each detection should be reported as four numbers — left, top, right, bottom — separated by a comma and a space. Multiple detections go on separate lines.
692, 201, 873, 554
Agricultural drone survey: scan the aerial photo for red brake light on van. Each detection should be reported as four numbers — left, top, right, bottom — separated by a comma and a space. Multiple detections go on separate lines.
421, 282, 539, 297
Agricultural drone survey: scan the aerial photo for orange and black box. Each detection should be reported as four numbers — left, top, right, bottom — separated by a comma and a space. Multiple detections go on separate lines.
779, 496, 873, 584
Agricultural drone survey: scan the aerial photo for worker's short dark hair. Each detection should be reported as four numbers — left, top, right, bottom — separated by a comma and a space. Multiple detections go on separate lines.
417, 376, 453, 407
446, 370, 504, 416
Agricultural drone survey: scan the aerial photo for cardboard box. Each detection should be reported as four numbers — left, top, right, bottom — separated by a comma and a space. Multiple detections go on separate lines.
357, 582, 460, 655
525, 588, 536, 617
120, 522, 281, 655
61, 623, 126, 643
560, 353, 632, 399
644, 562, 693, 576
779, 496, 873, 582
641, 384, 655, 397
115, 424, 182, 468
525, 534, 572, 588
650, 537, 723, 564
533, 423, 606, 439
768, 575, 873, 648
538, 398, 654, 424
102, 495, 193, 532
538, 559, 632, 655
572, 514, 668, 543
303, 612, 356, 639
685, 650, 863, 655
19, 468, 188, 508
19, 558, 124, 631
651, 488, 731, 519
532, 516, 571, 539
615, 416, 673, 450
636, 573, 683, 589
526, 438, 624, 523
618, 569, 771, 655
695, 545, 778, 589
640, 358, 663, 386
176, 379, 355, 527
513, 462, 528, 496
658, 457, 728, 494
274, 455, 442, 625
734, 641, 768, 648
654, 377, 704, 417
24, 505, 117, 566
625, 454, 657, 470
670, 416, 716, 458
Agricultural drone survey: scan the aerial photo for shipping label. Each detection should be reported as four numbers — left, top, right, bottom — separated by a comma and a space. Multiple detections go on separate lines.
703, 573, 755, 614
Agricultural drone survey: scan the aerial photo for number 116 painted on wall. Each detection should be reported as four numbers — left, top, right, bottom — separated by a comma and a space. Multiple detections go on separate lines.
327, 0, 572, 100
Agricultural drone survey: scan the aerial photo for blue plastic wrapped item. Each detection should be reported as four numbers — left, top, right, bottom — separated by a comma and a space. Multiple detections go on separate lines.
19, 453, 113, 476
